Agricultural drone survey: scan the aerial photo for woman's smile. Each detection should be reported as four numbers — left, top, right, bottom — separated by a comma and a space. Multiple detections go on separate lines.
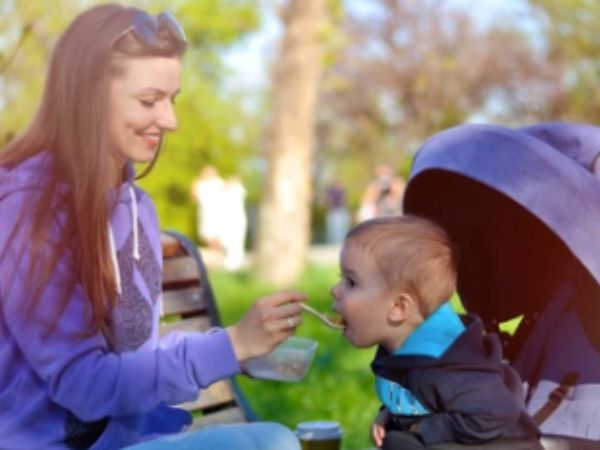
139, 132, 161, 149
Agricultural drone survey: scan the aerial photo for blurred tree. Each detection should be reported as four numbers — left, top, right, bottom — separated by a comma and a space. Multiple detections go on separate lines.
528, 0, 600, 121
315, 0, 559, 208
6, 0, 599, 265
255, 0, 327, 286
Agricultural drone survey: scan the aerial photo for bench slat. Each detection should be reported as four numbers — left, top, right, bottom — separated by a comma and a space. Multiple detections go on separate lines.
159, 316, 212, 336
159, 230, 256, 424
189, 407, 248, 431
163, 256, 201, 285
178, 380, 235, 412
162, 286, 206, 317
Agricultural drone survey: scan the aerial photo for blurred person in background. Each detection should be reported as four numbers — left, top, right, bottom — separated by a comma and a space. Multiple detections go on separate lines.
325, 179, 350, 244
220, 175, 248, 271
191, 164, 226, 253
357, 164, 405, 222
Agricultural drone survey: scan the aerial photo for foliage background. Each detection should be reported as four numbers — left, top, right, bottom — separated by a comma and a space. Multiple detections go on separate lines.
1, 0, 599, 448
3, 0, 600, 242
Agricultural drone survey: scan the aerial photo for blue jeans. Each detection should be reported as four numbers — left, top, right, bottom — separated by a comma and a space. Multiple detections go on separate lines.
125, 422, 300, 450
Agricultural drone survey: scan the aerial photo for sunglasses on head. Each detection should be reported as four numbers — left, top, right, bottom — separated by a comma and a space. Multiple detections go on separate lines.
115, 11, 186, 47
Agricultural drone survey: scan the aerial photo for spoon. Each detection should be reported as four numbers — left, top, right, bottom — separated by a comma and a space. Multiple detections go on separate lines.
300, 303, 345, 330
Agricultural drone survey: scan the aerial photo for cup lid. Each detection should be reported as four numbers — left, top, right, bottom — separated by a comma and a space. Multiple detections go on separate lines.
296, 421, 342, 440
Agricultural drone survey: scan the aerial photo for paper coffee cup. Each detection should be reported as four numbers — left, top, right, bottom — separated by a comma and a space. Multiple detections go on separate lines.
296, 421, 343, 450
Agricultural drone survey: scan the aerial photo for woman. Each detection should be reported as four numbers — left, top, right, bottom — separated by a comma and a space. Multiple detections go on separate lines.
0, 4, 303, 449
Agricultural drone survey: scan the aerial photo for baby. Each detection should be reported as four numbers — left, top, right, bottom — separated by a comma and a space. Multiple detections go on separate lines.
331, 215, 540, 449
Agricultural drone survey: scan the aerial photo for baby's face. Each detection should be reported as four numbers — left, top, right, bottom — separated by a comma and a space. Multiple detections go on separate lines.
331, 243, 394, 348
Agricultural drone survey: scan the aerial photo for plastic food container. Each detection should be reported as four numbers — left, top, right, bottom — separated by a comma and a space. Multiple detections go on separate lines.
242, 336, 318, 382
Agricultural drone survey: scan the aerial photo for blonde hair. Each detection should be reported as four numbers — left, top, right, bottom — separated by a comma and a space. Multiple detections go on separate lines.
346, 215, 457, 316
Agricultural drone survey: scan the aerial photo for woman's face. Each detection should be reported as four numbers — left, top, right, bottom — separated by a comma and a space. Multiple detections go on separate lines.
108, 56, 181, 166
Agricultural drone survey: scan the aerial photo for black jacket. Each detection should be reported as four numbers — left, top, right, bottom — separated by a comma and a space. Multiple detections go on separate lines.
371, 315, 539, 445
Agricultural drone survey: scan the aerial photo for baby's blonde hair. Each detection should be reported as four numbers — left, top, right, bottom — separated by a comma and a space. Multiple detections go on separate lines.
346, 215, 457, 316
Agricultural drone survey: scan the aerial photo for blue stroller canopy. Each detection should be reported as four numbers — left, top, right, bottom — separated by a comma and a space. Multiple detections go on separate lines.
404, 123, 600, 350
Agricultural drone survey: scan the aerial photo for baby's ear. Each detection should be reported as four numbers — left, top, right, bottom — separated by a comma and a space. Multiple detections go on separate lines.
388, 292, 416, 323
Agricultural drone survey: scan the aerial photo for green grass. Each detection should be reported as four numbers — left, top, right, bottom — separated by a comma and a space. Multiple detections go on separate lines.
212, 264, 378, 449
210, 264, 522, 449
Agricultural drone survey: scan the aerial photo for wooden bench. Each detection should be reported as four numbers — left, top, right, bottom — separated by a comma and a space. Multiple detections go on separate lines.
160, 230, 257, 430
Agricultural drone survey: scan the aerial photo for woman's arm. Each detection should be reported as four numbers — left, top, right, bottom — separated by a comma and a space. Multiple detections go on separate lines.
0, 192, 238, 422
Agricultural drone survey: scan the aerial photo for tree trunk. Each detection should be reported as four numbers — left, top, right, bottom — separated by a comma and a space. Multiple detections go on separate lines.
256, 0, 325, 286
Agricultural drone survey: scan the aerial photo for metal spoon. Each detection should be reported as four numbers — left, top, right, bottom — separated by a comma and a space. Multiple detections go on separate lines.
300, 303, 345, 330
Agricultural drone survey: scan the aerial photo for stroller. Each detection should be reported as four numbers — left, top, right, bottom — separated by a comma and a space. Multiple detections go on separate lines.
403, 122, 600, 449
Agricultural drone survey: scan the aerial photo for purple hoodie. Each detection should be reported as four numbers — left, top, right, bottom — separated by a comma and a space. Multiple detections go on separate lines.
0, 153, 240, 449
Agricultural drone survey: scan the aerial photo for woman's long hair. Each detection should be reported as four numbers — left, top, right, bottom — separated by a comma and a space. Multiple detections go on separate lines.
0, 4, 186, 337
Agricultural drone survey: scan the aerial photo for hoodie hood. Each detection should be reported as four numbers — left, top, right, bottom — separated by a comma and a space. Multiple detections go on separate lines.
0, 152, 54, 200
370, 313, 539, 444
372, 314, 504, 379
0, 152, 159, 351
0, 152, 142, 293
0, 152, 137, 205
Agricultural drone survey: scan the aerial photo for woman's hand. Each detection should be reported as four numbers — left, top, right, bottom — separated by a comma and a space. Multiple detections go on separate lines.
371, 408, 390, 448
226, 290, 306, 362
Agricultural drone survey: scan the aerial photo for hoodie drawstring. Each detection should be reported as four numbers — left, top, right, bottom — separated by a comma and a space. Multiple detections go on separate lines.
129, 186, 140, 261
108, 225, 122, 295
108, 186, 140, 296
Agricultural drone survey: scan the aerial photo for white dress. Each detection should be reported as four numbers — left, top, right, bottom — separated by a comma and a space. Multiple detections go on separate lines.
220, 180, 247, 271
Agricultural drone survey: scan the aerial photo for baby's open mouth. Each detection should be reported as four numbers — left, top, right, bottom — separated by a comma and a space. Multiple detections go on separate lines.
328, 314, 346, 327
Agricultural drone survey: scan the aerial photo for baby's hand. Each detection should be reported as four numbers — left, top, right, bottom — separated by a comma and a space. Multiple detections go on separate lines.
371, 408, 390, 448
